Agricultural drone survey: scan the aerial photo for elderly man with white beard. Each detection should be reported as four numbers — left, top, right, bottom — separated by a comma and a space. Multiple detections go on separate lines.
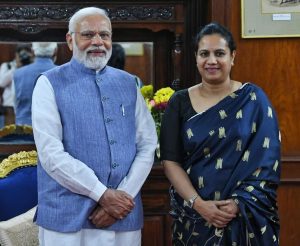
31, 7, 157, 246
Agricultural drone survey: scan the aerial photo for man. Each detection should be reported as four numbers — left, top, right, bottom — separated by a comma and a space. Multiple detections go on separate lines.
32, 7, 157, 246
13, 42, 57, 125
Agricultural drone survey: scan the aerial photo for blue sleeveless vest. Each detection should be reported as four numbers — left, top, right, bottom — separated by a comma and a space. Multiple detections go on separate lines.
36, 58, 143, 232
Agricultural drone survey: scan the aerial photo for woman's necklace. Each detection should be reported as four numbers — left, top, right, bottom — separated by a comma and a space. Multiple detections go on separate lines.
198, 81, 234, 99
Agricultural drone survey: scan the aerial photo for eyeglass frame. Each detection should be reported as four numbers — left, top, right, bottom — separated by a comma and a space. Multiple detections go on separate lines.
70, 31, 112, 41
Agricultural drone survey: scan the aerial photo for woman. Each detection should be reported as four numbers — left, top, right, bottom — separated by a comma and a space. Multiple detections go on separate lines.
160, 22, 280, 245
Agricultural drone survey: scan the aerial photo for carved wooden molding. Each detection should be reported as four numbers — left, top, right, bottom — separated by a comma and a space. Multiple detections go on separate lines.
0, 6, 76, 20
17, 24, 44, 34
108, 6, 174, 21
0, 5, 174, 22
0, 4, 175, 36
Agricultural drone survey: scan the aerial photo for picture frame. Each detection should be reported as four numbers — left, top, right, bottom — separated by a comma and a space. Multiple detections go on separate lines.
241, 0, 300, 38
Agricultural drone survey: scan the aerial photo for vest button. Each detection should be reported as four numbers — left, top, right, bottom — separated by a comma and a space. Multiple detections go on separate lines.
102, 96, 109, 101
105, 118, 112, 123
109, 140, 116, 145
96, 78, 101, 83
112, 162, 118, 169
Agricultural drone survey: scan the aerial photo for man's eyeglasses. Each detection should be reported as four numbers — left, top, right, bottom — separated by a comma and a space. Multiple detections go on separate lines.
71, 31, 112, 41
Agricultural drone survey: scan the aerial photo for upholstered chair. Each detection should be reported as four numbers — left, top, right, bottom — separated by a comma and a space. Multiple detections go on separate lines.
0, 150, 37, 221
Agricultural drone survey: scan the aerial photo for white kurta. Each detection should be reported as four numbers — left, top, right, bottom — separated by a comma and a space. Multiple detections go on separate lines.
32, 75, 157, 246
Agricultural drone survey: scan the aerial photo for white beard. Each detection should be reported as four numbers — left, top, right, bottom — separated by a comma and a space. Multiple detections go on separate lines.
73, 40, 112, 71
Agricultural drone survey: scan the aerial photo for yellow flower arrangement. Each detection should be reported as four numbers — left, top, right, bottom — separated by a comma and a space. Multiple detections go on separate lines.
141, 85, 175, 137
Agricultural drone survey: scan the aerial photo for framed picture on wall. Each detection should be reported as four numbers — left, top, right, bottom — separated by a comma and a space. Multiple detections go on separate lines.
241, 0, 300, 38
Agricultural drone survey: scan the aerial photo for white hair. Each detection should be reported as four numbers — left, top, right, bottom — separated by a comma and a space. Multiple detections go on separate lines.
68, 7, 111, 33
32, 42, 57, 57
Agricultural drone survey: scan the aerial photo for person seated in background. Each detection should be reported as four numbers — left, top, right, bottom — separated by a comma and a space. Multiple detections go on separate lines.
0, 43, 33, 127
108, 43, 143, 88
13, 42, 57, 126
107, 43, 125, 70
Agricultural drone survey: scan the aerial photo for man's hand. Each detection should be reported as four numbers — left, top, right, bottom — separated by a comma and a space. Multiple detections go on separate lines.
193, 199, 236, 228
98, 189, 135, 219
89, 206, 117, 228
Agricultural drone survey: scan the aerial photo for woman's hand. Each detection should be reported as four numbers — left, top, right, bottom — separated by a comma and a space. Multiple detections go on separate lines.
193, 199, 236, 228
218, 199, 239, 215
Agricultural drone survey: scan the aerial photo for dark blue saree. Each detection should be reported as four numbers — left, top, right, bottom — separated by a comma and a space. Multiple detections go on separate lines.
170, 83, 281, 245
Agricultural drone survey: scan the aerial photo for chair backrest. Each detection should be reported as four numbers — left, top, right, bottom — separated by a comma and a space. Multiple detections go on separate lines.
0, 124, 34, 142
0, 151, 37, 221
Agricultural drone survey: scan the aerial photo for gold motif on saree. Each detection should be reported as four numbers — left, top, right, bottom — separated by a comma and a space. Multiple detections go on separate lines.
215, 228, 223, 237
236, 109, 243, 119
236, 140, 242, 151
268, 106, 273, 118
184, 220, 191, 231
214, 191, 220, 200
273, 160, 279, 172
250, 92, 257, 101
198, 176, 204, 188
203, 147, 210, 158
261, 225, 267, 235
251, 196, 257, 202
186, 167, 191, 174
242, 150, 250, 162
245, 186, 254, 192
215, 158, 223, 169
263, 137, 270, 148
252, 168, 261, 177
209, 130, 215, 136
186, 128, 194, 139
219, 110, 227, 119
204, 222, 212, 228
251, 122, 257, 133
218, 127, 226, 138
260, 181, 266, 188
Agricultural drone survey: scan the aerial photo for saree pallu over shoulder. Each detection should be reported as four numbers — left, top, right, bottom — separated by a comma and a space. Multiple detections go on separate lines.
171, 83, 281, 245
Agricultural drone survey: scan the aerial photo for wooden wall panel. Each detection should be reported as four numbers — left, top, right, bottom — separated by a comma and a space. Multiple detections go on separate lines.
0, 43, 15, 63
278, 160, 300, 245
